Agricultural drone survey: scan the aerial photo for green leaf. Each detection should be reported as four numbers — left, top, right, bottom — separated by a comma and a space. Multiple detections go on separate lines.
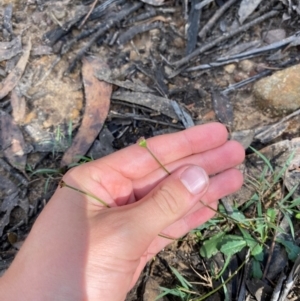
220, 235, 246, 257
241, 193, 259, 211
252, 259, 263, 279
281, 212, 295, 240
254, 219, 267, 241
273, 150, 296, 183
30, 168, 62, 176
200, 231, 225, 258
279, 184, 299, 206
170, 267, 192, 289
230, 210, 247, 224
276, 238, 300, 261
289, 197, 300, 209
249, 146, 274, 173
156, 287, 187, 300
238, 226, 263, 260
266, 208, 277, 224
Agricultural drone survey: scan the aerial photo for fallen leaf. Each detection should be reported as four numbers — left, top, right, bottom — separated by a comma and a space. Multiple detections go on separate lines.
0, 110, 27, 172
112, 91, 178, 119
0, 36, 22, 62
10, 87, 26, 124
211, 90, 233, 128
238, 0, 263, 24
61, 57, 112, 166
0, 38, 31, 100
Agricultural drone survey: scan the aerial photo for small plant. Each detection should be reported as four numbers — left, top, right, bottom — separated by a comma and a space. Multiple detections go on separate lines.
26, 164, 64, 195
156, 267, 199, 300
145, 142, 300, 300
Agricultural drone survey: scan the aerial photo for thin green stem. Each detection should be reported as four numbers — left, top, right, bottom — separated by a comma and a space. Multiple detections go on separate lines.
137, 137, 171, 175
60, 180, 110, 208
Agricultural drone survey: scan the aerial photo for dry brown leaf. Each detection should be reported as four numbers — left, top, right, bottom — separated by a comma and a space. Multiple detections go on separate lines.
0, 110, 27, 172
0, 38, 31, 100
10, 88, 26, 124
61, 57, 112, 166
211, 90, 233, 128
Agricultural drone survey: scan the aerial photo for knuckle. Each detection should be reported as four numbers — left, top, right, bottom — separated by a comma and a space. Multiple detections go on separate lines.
152, 185, 181, 217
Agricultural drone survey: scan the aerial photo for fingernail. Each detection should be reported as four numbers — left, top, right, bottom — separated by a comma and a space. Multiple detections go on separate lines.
180, 166, 209, 195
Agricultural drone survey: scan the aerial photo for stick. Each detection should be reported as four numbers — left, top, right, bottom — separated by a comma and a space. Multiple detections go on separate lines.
198, 0, 238, 40
172, 10, 279, 69
79, 0, 99, 29
66, 2, 142, 74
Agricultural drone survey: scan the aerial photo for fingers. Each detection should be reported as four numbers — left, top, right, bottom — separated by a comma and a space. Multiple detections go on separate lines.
97, 123, 229, 179
98, 165, 210, 260
68, 138, 244, 206
144, 168, 243, 254
133, 140, 245, 198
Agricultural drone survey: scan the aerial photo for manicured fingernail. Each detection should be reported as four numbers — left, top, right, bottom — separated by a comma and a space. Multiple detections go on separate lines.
180, 166, 209, 195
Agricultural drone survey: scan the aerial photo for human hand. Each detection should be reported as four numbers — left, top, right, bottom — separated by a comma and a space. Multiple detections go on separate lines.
0, 123, 244, 301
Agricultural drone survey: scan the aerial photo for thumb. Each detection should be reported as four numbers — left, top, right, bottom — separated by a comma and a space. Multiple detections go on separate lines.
124, 165, 209, 251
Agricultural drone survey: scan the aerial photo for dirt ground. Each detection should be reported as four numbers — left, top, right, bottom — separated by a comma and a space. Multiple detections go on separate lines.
1, 0, 300, 300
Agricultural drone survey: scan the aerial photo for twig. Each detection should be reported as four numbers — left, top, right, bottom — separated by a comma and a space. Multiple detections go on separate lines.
109, 112, 184, 129
79, 0, 99, 29
221, 69, 271, 94
221, 56, 299, 95
255, 108, 300, 143
66, 2, 142, 74
117, 21, 164, 45
172, 10, 279, 69
198, 0, 238, 40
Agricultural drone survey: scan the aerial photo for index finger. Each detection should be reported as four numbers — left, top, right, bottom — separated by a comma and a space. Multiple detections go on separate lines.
100, 123, 228, 179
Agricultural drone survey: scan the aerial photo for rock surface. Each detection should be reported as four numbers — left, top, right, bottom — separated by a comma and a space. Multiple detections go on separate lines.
253, 64, 300, 117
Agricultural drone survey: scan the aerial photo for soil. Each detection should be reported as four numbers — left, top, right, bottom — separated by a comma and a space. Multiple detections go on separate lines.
1, 0, 300, 300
